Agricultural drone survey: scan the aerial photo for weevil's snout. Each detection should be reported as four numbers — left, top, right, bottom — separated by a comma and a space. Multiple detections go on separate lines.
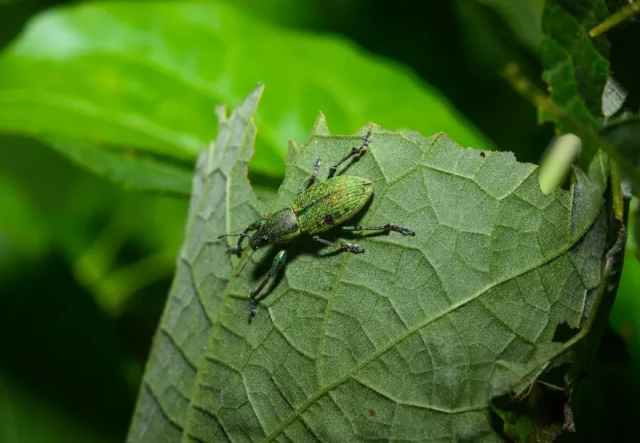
249, 232, 269, 250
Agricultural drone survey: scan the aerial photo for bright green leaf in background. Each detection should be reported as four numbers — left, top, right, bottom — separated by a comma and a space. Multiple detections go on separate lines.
128, 85, 610, 442
0, 0, 494, 187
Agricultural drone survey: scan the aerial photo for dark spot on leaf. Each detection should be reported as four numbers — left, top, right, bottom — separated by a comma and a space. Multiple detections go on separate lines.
369, 409, 376, 416
327, 286, 333, 292
480, 151, 486, 158
324, 214, 335, 225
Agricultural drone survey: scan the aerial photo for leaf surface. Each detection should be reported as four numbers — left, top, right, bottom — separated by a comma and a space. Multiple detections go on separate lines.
0, 0, 494, 182
129, 87, 609, 442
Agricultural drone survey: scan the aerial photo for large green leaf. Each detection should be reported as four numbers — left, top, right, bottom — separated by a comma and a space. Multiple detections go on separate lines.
128, 86, 609, 441
0, 0, 494, 182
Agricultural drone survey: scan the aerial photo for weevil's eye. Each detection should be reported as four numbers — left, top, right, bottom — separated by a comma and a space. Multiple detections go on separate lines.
252, 235, 269, 249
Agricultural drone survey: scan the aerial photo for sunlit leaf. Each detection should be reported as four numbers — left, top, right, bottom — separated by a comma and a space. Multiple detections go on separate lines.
129, 86, 609, 441
0, 0, 494, 184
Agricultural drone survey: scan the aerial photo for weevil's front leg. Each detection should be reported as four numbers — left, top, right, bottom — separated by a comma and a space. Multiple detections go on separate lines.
216, 232, 250, 257
217, 220, 264, 256
342, 223, 415, 236
312, 235, 365, 253
298, 157, 321, 194
327, 129, 371, 179
248, 249, 288, 323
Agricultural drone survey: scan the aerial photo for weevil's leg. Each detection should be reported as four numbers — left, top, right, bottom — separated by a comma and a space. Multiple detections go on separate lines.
217, 220, 264, 256
327, 129, 371, 179
217, 232, 250, 257
342, 223, 415, 236
248, 249, 288, 323
297, 157, 321, 194
312, 235, 365, 253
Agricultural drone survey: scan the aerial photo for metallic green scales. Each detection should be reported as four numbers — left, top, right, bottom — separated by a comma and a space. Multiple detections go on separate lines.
293, 176, 373, 234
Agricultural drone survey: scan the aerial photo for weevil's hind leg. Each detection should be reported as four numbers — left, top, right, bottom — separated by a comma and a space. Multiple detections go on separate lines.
248, 249, 288, 323
312, 235, 365, 253
298, 157, 321, 194
327, 129, 372, 179
342, 223, 415, 236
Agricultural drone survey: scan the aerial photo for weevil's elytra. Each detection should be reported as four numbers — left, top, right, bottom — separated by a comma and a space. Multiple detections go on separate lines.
293, 176, 374, 234
217, 130, 415, 322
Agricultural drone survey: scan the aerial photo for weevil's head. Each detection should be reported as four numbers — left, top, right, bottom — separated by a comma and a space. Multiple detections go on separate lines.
247, 219, 269, 250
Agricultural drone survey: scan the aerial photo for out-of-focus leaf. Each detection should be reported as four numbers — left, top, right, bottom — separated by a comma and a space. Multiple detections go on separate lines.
539, 0, 610, 162
476, 0, 545, 51
537, 133, 581, 194
601, 116, 640, 167
49, 141, 193, 195
610, 249, 640, 361
0, 175, 49, 260
128, 86, 609, 441
0, 0, 494, 182
601, 76, 629, 119
491, 382, 565, 443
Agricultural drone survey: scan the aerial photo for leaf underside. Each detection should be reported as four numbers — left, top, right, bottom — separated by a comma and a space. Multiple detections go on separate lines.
128, 86, 608, 442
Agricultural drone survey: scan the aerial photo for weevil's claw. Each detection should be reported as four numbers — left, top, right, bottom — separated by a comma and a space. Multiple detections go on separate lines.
342, 242, 364, 253
384, 224, 415, 236
248, 299, 258, 323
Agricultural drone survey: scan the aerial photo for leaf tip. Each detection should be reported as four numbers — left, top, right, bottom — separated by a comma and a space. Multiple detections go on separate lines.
310, 112, 331, 137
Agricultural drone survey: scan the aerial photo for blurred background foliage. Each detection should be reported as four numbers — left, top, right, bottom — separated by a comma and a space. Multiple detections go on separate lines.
0, 0, 639, 441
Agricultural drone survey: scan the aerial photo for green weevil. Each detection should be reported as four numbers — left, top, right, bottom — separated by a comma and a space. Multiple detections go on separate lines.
218, 130, 415, 322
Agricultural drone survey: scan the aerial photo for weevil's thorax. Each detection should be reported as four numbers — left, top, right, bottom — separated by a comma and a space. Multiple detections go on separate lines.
250, 207, 301, 249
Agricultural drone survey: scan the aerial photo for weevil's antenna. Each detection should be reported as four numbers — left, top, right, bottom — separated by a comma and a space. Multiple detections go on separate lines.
217, 232, 250, 240
235, 248, 258, 277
